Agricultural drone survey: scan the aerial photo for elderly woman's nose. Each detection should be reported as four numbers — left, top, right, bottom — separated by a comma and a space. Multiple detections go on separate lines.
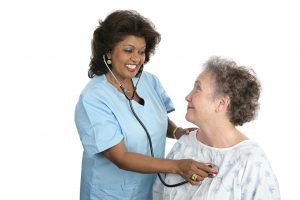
185, 90, 193, 102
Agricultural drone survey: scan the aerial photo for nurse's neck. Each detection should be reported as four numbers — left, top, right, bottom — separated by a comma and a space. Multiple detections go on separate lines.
105, 72, 134, 92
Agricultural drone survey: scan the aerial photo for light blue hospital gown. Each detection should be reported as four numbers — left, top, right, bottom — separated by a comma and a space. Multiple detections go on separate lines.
153, 131, 280, 200
75, 71, 175, 200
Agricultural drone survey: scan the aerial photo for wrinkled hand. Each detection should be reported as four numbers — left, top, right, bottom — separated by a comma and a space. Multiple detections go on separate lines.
176, 127, 198, 139
174, 159, 215, 185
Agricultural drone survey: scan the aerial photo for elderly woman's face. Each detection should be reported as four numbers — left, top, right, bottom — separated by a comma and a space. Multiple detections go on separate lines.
107, 35, 146, 79
185, 73, 218, 125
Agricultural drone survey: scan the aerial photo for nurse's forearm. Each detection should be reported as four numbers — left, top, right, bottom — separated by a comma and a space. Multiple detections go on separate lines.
119, 152, 177, 174
102, 140, 177, 174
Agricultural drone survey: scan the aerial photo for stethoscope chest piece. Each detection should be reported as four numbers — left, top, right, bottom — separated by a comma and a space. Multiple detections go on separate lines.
208, 164, 219, 178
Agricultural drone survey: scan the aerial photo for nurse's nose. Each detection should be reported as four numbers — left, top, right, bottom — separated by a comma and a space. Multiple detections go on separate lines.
131, 52, 140, 63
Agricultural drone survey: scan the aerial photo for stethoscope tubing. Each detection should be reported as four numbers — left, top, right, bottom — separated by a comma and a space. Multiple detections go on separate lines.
103, 54, 188, 187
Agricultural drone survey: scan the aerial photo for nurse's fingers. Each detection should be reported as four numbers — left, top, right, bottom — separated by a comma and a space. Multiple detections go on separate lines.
187, 174, 205, 185
187, 162, 218, 185
186, 127, 198, 133
176, 159, 204, 185
176, 128, 189, 139
196, 162, 218, 175
189, 179, 200, 185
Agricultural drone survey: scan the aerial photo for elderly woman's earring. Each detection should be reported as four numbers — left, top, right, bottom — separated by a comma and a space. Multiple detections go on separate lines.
107, 59, 112, 64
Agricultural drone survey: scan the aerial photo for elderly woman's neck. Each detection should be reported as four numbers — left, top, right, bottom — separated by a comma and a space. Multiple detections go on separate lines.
196, 120, 249, 148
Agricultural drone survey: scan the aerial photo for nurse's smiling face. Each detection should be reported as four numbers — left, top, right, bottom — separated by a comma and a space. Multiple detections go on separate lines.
185, 73, 218, 126
106, 35, 146, 79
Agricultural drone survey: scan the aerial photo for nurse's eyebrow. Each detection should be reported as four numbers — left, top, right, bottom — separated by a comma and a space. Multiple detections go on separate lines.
123, 44, 146, 49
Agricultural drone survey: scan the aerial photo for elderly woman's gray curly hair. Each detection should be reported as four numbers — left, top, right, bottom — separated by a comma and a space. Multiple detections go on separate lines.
202, 56, 262, 126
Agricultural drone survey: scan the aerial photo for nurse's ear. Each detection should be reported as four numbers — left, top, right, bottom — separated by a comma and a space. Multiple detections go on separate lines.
106, 51, 112, 59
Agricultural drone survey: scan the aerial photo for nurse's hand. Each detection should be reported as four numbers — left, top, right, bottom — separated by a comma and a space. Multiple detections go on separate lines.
175, 159, 217, 185
176, 127, 198, 139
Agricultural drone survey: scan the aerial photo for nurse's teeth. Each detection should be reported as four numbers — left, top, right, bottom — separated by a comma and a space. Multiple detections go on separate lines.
126, 65, 136, 69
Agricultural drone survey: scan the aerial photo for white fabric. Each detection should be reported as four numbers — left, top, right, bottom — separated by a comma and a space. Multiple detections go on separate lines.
153, 130, 280, 200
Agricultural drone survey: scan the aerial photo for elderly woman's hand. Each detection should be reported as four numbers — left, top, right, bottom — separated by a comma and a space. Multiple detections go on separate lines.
174, 159, 216, 185
176, 127, 198, 139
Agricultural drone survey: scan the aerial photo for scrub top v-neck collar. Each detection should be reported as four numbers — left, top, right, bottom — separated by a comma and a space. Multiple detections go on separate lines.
103, 74, 144, 104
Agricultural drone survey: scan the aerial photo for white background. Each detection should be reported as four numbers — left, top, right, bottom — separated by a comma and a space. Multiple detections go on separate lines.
0, 0, 299, 199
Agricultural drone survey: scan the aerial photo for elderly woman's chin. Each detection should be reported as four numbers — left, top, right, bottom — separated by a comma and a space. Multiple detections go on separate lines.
185, 111, 194, 124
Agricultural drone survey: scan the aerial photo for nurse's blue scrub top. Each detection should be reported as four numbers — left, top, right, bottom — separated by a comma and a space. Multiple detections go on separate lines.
75, 71, 175, 200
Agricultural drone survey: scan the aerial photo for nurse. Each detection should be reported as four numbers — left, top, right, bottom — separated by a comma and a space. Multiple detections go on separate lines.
74, 10, 214, 200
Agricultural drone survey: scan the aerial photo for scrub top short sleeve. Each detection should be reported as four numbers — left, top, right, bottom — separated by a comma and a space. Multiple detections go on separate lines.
75, 95, 123, 156
149, 73, 175, 114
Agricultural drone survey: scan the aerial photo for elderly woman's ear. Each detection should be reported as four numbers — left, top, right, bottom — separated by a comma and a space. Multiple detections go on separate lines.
215, 95, 230, 113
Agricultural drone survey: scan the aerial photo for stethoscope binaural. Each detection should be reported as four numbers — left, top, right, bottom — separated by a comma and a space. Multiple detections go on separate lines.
103, 54, 218, 187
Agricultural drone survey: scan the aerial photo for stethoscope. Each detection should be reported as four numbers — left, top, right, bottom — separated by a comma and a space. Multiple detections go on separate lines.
103, 54, 218, 187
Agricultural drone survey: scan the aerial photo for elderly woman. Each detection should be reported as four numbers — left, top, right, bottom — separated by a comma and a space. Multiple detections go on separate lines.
74, 10, 214, 200
153, 57, 280, 199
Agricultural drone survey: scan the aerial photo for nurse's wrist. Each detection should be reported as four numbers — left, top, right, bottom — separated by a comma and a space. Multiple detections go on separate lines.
173, 127, 182, 140
172, 159, 180, 174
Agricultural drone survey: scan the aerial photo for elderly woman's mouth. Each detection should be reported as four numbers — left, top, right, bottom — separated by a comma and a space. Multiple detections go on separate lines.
187, 106, 194, 109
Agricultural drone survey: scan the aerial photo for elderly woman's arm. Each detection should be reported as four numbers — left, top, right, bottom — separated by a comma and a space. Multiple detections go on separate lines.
102, 140, 214, 185
167, 117, 198, 139
240, 150, 281, 199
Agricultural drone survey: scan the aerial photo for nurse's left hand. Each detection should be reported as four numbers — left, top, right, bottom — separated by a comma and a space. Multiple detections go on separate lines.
177, 127, 198, 139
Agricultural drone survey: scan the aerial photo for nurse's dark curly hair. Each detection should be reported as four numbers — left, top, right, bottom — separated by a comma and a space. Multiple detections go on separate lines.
88, 10, 161, 78
203, 56, 262, 126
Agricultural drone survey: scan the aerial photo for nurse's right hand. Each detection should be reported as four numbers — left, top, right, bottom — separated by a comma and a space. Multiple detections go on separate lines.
175, 159, 217, 185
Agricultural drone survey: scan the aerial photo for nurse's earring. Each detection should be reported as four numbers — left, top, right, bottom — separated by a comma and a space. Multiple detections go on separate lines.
106, 51, 112, 64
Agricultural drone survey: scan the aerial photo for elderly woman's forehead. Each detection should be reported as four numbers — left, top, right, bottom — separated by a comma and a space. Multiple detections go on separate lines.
196, 72, 211, 82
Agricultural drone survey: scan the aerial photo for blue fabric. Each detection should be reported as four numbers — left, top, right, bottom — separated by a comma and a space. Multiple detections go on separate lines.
75, 71, 175, 200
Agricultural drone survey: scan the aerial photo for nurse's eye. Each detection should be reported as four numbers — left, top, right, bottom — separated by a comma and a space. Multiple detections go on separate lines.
139, 50, 145, 54
124, 49, 132, 53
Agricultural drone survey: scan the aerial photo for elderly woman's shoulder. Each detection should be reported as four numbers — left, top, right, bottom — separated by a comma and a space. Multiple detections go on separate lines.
236, 140, 272, 166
